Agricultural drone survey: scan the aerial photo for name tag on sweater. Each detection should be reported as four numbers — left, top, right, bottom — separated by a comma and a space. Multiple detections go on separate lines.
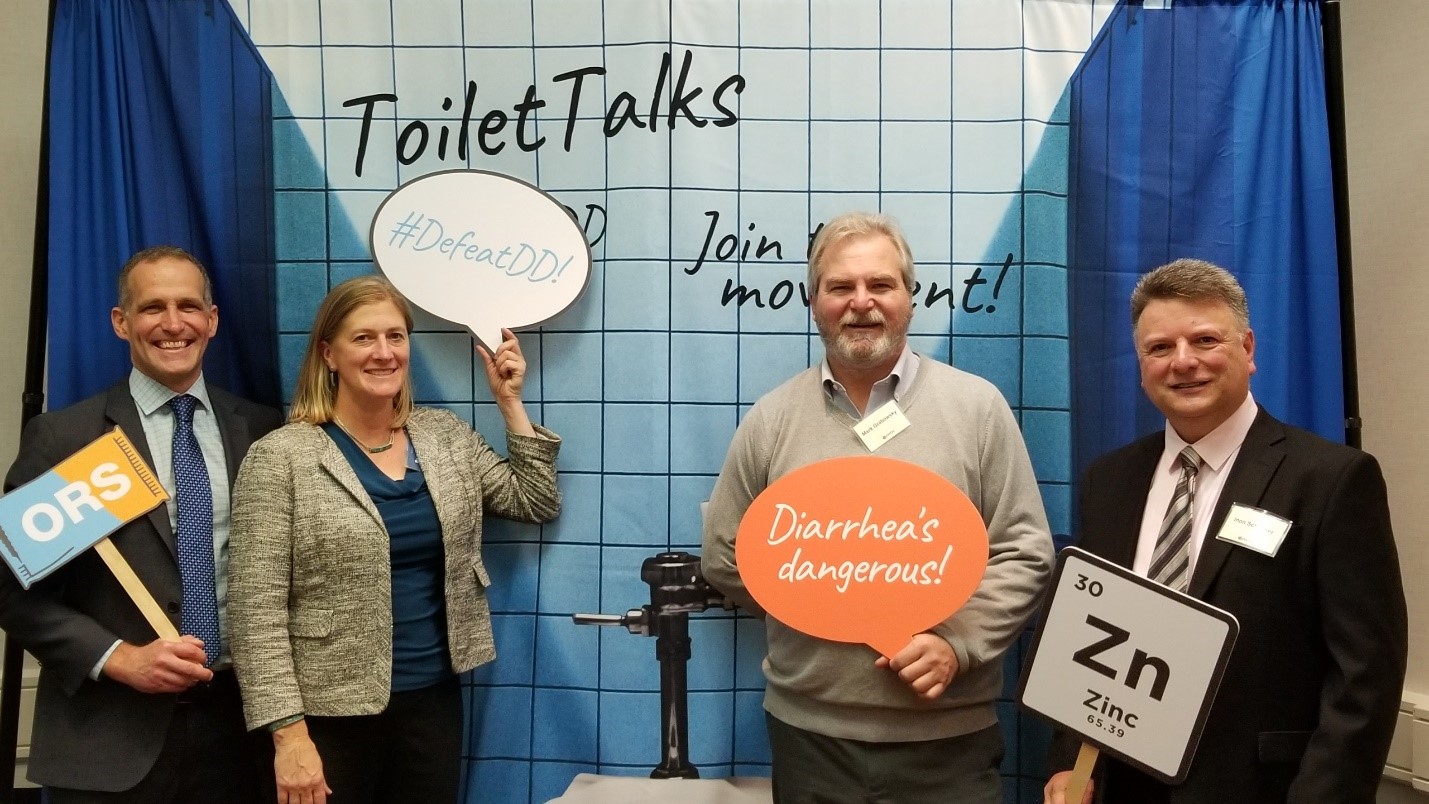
855, 400, 910, 452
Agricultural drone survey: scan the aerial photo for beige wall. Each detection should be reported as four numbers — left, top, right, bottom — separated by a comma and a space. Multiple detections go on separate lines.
0, 0, 50, 790
1341, 2, 1429, 797
1342, 0, 1429, 691
0, 3, 45, 459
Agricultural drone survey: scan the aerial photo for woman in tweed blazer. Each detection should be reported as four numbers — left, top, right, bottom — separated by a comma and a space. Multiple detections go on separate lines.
229, 276, 560, 804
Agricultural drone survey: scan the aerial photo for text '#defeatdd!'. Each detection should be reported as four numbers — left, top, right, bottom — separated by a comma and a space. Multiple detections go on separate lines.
384, 211, 577, 284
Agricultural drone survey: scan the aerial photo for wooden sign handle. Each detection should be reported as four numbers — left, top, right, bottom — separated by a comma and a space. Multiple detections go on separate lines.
1066, 742, 1099, 804
93, 537, 180, 641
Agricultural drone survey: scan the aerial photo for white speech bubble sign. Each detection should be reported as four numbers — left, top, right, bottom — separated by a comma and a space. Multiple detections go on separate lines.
369, 169, 593, 350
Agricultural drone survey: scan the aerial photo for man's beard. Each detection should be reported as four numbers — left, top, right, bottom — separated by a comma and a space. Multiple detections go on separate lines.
816, 310, 906, 370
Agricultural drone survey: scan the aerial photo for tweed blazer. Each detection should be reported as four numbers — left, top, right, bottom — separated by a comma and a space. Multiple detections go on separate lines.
228, 406, 560, 730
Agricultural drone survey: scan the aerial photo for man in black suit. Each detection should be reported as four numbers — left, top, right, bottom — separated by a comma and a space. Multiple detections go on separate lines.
0, 246, 282, 803
1045, 259, 1407, 804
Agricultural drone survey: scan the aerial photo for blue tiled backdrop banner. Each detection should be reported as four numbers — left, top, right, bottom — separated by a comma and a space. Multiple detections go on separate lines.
228, 1, 1111, 800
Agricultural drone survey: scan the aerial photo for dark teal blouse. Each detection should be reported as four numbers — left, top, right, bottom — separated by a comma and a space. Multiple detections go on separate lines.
322, 423, 453, 692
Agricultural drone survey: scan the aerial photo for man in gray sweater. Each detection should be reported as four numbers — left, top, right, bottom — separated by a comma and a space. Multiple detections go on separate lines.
702, 212, 1054, 803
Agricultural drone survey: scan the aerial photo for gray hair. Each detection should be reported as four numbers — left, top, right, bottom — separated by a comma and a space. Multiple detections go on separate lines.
807, 212, 915, 293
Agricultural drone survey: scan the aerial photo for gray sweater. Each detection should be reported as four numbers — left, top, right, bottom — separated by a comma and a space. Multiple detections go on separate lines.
702, 357, 1053, 742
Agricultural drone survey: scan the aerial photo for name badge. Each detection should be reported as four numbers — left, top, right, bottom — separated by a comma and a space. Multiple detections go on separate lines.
854, 400, 910, 452
1214, 503, 1291, 557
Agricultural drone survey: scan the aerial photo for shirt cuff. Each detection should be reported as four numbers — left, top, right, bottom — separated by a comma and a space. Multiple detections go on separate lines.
90, 639, 122, 681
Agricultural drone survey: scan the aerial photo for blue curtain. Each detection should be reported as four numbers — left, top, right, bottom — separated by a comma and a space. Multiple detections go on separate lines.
1067, 0, 1342, 475
48, 0, 279, 409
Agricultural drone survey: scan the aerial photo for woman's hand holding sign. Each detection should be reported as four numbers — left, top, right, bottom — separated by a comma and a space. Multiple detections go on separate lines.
478, 327, 526, 398
478, 328, 537, 437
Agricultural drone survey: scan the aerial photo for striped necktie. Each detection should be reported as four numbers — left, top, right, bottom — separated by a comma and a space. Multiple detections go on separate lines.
1148, 446, 1201, 592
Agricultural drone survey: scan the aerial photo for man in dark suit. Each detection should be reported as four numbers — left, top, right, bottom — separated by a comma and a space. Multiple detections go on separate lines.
1045, 259, 1407, 804
0, 246, 282, 803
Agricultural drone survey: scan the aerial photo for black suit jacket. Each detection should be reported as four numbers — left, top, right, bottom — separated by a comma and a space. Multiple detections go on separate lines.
1052, 409, 1407, 804
0, 380, 281, 792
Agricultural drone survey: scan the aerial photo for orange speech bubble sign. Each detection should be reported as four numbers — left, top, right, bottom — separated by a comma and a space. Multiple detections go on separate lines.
735, 456, 990, 659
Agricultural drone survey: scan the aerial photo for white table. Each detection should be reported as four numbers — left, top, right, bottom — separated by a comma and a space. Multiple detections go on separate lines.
548, 773, 774, 803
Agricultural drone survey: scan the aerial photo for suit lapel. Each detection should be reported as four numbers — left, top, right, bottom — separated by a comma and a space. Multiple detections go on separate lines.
103, 384, 177, 556
405, 415, 455, 540
1088, 438, 1160, 569
208, 387, 252, 483
1188, 410, 1286, 598
318, 434, 384, 529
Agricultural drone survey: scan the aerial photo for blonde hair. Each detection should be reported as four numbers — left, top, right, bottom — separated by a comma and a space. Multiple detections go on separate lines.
807, 212, 915, 294
288, 275, 416, 426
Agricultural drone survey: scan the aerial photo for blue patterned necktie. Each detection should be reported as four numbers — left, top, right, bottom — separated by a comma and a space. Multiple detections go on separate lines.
169, 394, 219, 665
1148, 446, 1201, 592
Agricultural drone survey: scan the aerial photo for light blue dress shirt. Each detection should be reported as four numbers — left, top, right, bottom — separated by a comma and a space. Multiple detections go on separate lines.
820, 343, 920, 420
90, 370, 234, 678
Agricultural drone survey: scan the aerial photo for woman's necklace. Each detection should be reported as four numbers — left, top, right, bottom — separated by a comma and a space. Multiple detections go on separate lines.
332, 416, 396, 454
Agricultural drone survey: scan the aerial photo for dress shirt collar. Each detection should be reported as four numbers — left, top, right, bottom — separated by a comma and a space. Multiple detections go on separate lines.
129, 368, 213, 417
1162, 392, 1259, 473
820, 343, 919, 410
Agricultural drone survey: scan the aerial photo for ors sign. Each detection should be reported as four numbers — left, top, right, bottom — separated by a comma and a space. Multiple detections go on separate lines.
1019, 548, 1238, 783
0, 428, 168, 588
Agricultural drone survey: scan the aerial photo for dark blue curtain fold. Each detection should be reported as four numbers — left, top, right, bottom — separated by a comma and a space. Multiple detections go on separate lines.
1067, 0, 1342, 476
48, 0, 279, 409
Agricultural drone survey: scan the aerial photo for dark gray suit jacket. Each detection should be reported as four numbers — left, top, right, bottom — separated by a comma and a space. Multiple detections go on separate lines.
1051, 409, 1407, 803
0, 380, 281, 792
